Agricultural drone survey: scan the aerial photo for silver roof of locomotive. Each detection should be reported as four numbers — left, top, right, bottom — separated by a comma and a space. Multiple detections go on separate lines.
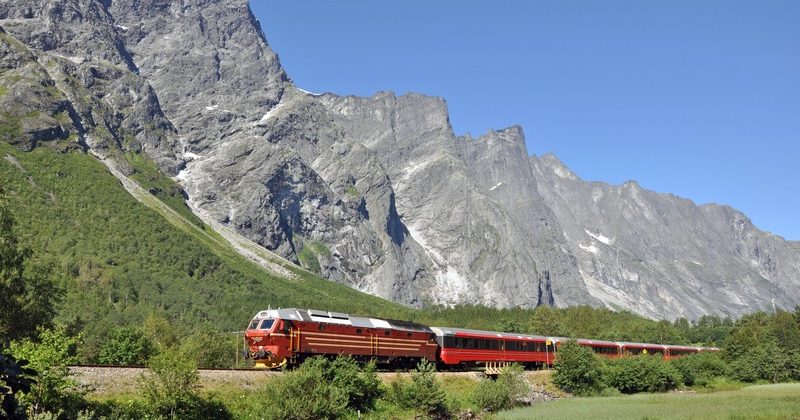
251, 308, 432, 333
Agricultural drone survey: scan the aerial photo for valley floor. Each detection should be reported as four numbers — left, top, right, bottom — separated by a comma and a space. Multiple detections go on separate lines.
497, 383, 800, 420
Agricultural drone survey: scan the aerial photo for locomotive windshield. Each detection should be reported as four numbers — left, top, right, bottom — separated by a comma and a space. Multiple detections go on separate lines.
260, 319, 275, 330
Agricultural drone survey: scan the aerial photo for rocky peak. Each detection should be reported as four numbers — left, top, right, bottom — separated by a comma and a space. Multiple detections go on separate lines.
2, 0, 797, 319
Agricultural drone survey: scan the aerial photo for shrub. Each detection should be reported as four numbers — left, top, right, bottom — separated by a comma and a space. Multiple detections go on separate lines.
179, 329, 236, 369
256, 356, 383, 419
728, 340, 790, 383
472, 364, 529, 412
142, 314, 178, 352
97, 326, 153, 366
552, 340, 605, 396
670, 352, 729, 387
605, 355, 681, 393
257, 360, 348, 419
10, 327, 88, 418
139, 351, 231, 419
389, 359, 450, 419
0, 351, 37, 419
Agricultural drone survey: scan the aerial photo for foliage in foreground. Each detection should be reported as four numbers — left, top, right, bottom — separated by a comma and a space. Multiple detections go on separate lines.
0, 351, 36, 419
389, 359, 451, 419
552, 341, 606, 396
471, 364, 530, 412
136, 351, 231, 420
670, 351, 729, 387
249, 356, 382, 420
9, 327, 88, 418
604, 355, 682, 394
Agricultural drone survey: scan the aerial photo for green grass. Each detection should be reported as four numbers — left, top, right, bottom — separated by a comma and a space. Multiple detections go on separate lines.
297, 240, 331, 274
345, 185, 359, 198
0, 112, 22, 140
497, 383, 800, 419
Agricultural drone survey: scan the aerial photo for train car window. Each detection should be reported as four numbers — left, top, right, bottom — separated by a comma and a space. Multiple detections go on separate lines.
356, 328, 363, 334
259, 319, 275, 330
449, 337, 457, 348
248, 320, 259, 330
385, 331, 391, 336
407, 332, 412, 337
318, 324, 326, 331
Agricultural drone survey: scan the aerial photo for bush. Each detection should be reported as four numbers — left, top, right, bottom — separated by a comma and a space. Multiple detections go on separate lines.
257, 361, 348, 419
256, 356, 383, 419
552, 340, 605, 396
0, 351, 37, 419
10, 327, 88, 418
139, 351, 231, 419
728, 340, 791, 383
472, 364, 529, 412
179, 329, 237, 369
97, 326, 153, 366
605, 355, 681, 393
389, 359, 450, 419
670, 352, 729, 387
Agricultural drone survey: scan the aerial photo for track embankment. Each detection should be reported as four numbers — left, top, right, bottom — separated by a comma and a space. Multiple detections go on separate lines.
69, 365, 524, 395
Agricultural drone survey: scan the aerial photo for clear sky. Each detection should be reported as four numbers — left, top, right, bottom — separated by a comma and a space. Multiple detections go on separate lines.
250, 1, 800, 241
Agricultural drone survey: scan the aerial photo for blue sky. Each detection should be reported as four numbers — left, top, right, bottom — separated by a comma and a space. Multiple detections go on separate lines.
250, 1, 799, 241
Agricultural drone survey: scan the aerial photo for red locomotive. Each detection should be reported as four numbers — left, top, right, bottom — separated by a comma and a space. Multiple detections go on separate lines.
244, 308, 719, 370
244, 308, 437, 368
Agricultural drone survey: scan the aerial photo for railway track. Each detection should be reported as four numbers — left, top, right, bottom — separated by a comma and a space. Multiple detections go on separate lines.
69, 364, 268, 372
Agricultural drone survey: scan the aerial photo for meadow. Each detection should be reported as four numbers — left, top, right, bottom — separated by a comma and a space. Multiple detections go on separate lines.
497, 383, 800, 420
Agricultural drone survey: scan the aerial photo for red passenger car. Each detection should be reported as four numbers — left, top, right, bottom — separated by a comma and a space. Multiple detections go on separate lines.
431, 327, 558, 368
244, 308, 437, 368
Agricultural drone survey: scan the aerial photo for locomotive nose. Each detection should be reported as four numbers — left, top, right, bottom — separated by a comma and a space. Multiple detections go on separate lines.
254, 349, 271, 359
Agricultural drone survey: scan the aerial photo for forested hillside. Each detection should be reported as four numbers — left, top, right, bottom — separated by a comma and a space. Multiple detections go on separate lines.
0, 143, 415, 357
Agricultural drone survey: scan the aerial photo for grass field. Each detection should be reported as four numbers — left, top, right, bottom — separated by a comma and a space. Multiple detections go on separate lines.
497, 383, 800, 420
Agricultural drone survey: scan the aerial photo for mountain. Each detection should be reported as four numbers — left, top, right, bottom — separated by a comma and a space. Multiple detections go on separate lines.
1, 0, 797, 320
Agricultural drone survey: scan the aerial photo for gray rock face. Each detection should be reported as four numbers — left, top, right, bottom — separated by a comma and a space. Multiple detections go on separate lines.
532, 155, 800, 319
2, 0, 798, 319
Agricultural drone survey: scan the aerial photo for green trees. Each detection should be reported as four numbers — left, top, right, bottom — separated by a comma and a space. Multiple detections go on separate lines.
552, 340, 606, 396
723, 310, 800, 383
605, 356, 681, 394
671, 352, 729, 387
0, 352, 36, 418
9, 327, 88, 417
0, 189, 59, 344
97, 326, 154, 366
179, 330, 237, 369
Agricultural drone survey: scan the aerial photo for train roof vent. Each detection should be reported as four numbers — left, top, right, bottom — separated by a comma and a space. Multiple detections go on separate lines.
308, 309, 329, 317
329, 312, 349, 320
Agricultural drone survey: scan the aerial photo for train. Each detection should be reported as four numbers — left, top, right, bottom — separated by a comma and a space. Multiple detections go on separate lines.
243, 307, 718, 371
